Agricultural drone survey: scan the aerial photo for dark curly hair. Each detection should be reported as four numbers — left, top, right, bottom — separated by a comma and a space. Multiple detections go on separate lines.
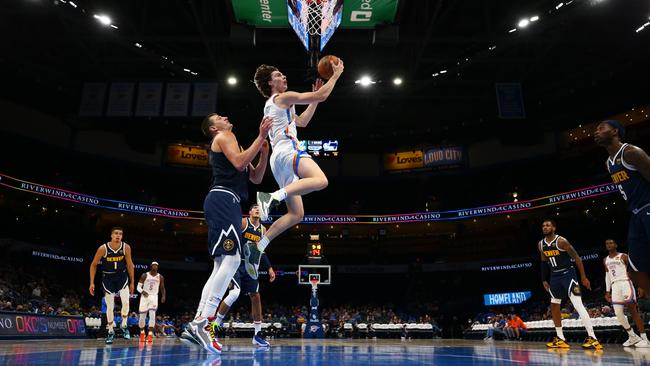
254, 64, 278, 98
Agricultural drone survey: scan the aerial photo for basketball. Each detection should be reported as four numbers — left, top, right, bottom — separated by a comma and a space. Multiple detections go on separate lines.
318, 55, 340, 80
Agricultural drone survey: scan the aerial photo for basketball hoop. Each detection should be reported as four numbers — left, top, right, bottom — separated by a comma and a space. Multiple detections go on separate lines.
303, 0, 336, 36
309, 274, 321, 290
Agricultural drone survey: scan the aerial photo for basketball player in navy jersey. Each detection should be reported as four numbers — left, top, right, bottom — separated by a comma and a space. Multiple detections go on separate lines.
252, 60, 344, 253
185, 113, 271, 355
539, 220, 602, 349
595, 120, 650, 296
89, 227, 135, 344
212, 204, 275, 347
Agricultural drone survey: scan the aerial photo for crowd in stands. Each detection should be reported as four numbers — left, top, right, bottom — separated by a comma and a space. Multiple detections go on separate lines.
0, 262, 441, 339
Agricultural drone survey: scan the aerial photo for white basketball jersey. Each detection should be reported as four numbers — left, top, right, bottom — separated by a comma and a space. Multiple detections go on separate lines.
144, 272, 160, 296
264, 94, 299, 151
605, 253, 629, 283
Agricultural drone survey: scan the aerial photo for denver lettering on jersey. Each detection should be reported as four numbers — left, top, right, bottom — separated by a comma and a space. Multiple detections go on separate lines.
543, 250, 560, 257
106, 256, 124, 262
244, 232, 261, 242
611, 170, 630, 184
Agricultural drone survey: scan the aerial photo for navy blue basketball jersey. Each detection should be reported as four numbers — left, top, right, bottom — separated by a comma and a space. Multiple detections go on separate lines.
607, 143, 650, 212
540, 235, 573, 272
242, 218, 264, 279
242, 218, 263, 243
102, 242, 126, 273
209, 146, 248, 202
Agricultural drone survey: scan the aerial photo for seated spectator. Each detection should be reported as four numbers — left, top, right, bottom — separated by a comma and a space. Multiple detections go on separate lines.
483, 315, 506, 342
505, 313, 527, 340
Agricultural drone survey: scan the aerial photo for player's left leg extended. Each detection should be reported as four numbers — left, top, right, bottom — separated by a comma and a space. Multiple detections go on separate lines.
118, 287, 130, 339
568, 293, 602, 349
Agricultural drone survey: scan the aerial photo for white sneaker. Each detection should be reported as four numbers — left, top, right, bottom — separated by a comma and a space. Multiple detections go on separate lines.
189, 319, 222, 354
635, 339, 650, 348
256, 192, 279, 222
624, 334, 642, 347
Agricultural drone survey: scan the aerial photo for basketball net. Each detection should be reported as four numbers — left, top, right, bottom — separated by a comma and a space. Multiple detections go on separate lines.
304, 0, 335, 36
310, 278, 320, 291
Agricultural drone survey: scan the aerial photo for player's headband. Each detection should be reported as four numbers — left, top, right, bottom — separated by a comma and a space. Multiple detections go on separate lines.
603, 120, 626, 138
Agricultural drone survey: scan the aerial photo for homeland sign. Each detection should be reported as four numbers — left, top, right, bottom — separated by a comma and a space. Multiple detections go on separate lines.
483, 291, 532, 306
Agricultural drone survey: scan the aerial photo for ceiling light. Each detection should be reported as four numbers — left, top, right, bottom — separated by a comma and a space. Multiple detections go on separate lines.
518, 19, 530, 28
93, 14, 112, 26
227, 76, 237, 85
359, 76, 372, 86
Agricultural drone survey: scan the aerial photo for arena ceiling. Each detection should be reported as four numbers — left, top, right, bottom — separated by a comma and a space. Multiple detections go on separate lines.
2, 0, 649, 149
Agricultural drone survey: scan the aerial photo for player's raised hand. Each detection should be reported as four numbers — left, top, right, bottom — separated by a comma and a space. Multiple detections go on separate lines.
89, 284, 95, 296
332, 58, 344, 77
581, 277, 591, 290
259, 116, 273, 137
312, 78, 324, 92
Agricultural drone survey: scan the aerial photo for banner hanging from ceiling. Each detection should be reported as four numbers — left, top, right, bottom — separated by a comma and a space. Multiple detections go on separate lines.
0, 172, 617, 224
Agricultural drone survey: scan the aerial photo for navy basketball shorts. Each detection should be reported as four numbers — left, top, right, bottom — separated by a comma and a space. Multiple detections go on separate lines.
204, 188, 243, 257
548, 267, 580, 304
628, 205, 650, 272
231, 264, 259, 296
102, 271, 129, 295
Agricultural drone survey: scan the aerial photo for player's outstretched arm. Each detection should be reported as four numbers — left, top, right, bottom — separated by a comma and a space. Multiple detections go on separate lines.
276, 60, 344, 106
248, 140, 269, 184
89, 245, 106, 296
295, 79, 324, 128
558, 238, 591, 290
624, 146, 650, 183
216, 117, 272, 171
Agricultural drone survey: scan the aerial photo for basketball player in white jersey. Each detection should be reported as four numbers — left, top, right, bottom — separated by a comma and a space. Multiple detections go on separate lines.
137, 261, 166, 343
604, 239, 650, 347
253, 60, 344, 253
89, 227, 135, 344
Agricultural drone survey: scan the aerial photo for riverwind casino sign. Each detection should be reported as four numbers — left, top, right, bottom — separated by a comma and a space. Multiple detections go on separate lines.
0, 172, 617, 224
